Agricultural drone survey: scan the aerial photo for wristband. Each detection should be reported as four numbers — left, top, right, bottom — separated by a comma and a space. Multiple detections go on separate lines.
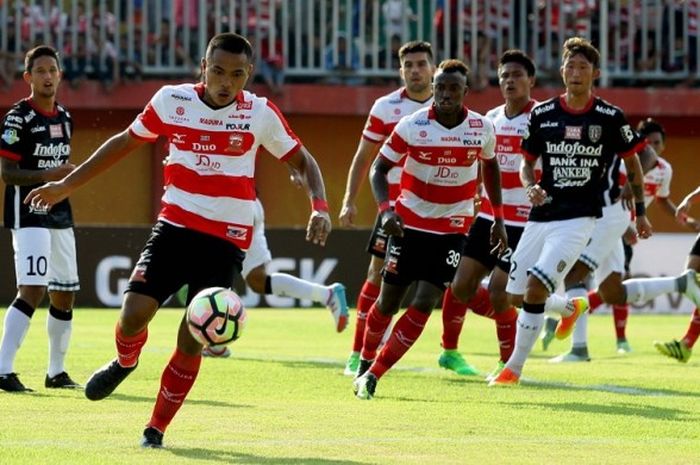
635, 201, 646, 217
312, 198, 329, 212
493, 204, 504, 219
378, 201, 391, 213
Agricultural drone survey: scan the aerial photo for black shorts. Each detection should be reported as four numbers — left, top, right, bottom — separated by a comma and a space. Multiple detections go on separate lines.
382, 228, 465, 290
461, 216, 524, 273
690, 233, 700, 257
366, 214, 389, 259
623, 240, 633, 273
126, 221, 245, 306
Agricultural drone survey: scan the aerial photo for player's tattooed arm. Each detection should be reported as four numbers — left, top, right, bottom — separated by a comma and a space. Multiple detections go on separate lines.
286, 146, 331, 246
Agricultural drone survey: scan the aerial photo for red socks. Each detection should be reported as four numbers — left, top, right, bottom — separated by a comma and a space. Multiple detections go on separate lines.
115, 323, 148, 368
352, 280, 380, 352
612, 304, 628, 340
360, 303, 393, 361
148, 348, 202, 433
441, 287, 469, 350
372, 307, 430, 379
494, 307, 518, 363
682, 308, 700, 348
588, 290, 604, 313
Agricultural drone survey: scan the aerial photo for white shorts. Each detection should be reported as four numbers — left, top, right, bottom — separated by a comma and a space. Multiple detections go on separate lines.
579, 201, 629, 279
506, 217, 596, 295
12, 227, 80, 291
241, 199, 272, 278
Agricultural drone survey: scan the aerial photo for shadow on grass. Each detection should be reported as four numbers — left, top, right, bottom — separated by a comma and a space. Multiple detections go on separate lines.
109, 392, 253, 409
519, 378, 700, 398
166, 447, 369, 464
513, 400, 691, 420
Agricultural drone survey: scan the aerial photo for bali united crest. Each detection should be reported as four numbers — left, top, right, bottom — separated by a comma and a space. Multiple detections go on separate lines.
588, 125, 602, 143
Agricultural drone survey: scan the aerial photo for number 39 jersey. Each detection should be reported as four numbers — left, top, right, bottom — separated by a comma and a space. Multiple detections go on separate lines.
380, 106, 496, 235
0, 99, 74, 229
521, 95, 646, 222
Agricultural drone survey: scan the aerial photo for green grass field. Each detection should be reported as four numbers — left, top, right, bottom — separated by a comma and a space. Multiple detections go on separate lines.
1, 308, 698, 465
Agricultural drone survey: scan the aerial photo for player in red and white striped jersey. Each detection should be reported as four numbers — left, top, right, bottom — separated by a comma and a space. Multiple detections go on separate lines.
438, 50, 538, 380
353, 60, 507, 400
26, 33, 332, 447
339, 41, 435, 376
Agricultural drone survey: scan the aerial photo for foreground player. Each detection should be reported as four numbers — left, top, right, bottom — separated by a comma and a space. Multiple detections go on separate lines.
490, 37, 652, 386
203, 196, 348, 358
438, 50, 536, 379
0, 45, 80, 392
353, 60, 507, 399
339, 41, 435, 375
26, 33, 332, 447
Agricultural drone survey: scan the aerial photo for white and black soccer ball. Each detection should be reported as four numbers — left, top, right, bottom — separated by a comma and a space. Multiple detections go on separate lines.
186, 287, 247, 346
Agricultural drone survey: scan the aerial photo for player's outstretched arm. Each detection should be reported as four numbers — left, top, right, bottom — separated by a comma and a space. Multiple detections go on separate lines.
676, 185, 700, 223
286, 146, 331, 246
623, 154, 653, 239
1, 158, 75, 186
637, 144, 659, 174
339, 138, 381, 227
24, 129, 146, 210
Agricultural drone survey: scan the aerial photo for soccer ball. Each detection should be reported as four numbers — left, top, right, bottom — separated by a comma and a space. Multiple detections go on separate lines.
186, 287, 247, 346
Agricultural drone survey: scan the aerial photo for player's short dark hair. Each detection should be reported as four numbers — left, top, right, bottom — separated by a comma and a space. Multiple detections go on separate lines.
562, 37, 600, 69
206, 33, 253, 61
399, 41, 434, 62
25, 45, 60, 73
437, 59, 469, 76
499, 49, 536, 76
637, 117, 666, 141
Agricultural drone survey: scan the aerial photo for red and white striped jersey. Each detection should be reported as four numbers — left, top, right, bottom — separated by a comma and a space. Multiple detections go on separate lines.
380, 106, 496, 235
362, 87, 433, 203
129, 83, 301, 250
620, 155, 673, 208
479, 100, 539, 226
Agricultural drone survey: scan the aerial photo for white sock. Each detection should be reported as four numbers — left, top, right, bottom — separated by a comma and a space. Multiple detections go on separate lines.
571, 312, 588, 348
566, 287, 589, 348
0, 304, 34, 374
505, 311, 544, 376
270, 273, 329, 305
623, 276, 679, 304
544, 294, 568, 316
46, 308, 72, 378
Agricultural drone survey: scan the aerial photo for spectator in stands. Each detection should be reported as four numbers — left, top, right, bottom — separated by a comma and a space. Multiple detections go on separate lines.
117, 33, 143, 83
0, 19, 19, 89
257, 34, 285, 95
324, 33, 363, 85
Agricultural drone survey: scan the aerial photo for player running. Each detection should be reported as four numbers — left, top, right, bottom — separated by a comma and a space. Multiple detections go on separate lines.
353, 59, 507, 399
339, 41, 435, 376
438, 50, 537, 380
490, 37, 652, 386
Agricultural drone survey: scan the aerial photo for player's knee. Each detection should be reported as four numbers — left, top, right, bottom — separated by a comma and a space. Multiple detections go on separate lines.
564, 261, 590, 287
245, 266, 267, 294
450, 278, 478, 303
17, 285, 46, 309
48, 291, 75, 310
524, 276, 549, 303
366, 258, 384, 285
489, 290, 510, 313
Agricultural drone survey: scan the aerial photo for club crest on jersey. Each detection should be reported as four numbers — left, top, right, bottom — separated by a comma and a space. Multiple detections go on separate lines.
565, 126, 582, 140
1, 128, 19, 145
226, 225, 248, 240
49, 124, 63, 138
588, 125, 602, 143
236, 101, 253, 111
227, 133, 244, 152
